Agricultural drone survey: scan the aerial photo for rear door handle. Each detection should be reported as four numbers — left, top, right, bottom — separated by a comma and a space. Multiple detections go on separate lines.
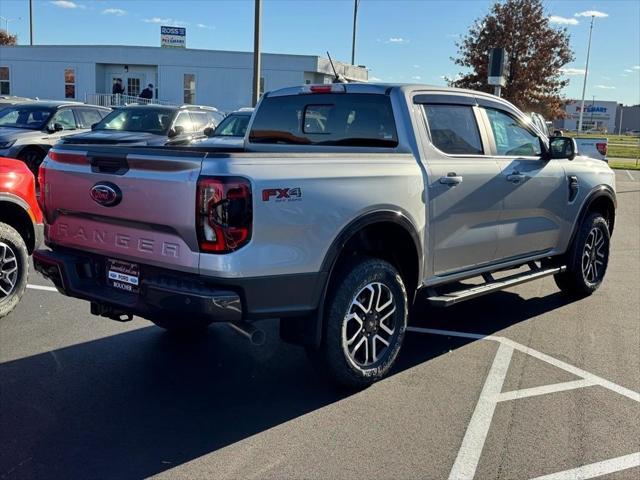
506, 172, 526, 183
439, 173, 463, 186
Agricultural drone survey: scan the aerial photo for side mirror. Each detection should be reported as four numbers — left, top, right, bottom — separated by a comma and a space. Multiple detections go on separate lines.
548, 136, 577, 161
91, 123, 98, 131
47, 122, 63, 133
168, 125, 185, 138
204, 127, 216, 137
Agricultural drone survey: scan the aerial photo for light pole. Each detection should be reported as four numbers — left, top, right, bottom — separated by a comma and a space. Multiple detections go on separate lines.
577, 15, 595, 133
251, 0, 261, 107
351, 0, 361, 65
0, 16, 21, 36
29, 0, 33, 45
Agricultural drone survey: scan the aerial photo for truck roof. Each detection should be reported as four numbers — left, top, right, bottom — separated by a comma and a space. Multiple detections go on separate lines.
267, 82, 515, 109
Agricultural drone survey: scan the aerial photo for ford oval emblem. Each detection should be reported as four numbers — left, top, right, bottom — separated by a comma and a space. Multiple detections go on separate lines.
90, 182, 122, 207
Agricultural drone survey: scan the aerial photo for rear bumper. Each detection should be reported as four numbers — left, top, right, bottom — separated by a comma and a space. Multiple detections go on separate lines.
33, 248, 242, 323
33, 247, 326, 324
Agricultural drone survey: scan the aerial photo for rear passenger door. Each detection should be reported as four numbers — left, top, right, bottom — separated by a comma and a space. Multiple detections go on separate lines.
416, 95, 503, 276
480, 105, 567, 261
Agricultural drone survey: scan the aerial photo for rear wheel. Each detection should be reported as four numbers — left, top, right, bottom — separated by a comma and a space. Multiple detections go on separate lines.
310, 257, 408, 389
18, 148, 45, 176
0, 223, 29, 319
554, 212, 610, 296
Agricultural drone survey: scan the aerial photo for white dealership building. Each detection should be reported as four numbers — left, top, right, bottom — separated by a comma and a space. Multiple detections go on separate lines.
0, 45, 367, 111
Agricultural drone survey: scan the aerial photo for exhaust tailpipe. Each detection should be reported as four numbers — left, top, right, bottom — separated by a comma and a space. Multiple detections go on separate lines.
227, 321, 266, 346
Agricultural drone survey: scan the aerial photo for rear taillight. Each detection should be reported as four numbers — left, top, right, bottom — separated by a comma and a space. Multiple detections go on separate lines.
596, 142, 608, 156
197, 177, 252, 253
37, 162, 47, 213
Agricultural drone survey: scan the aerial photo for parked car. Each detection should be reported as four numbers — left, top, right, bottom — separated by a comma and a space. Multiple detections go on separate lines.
0, 96, 34, 111
528, 112, 550, 136
0, 101, 111, 174
0, 157, 43, 318
530, 112, 608, 161
34, 83, 616, 388
197, 108, 253, 148
61, 105, 225, 147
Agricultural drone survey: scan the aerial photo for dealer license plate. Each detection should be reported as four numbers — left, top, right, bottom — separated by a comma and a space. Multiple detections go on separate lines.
106, 259, 140, 293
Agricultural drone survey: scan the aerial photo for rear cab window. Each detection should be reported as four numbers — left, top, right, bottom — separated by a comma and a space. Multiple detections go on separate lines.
249, 93, 398, 148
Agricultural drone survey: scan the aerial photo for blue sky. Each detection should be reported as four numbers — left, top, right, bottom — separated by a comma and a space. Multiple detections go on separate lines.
1, 0, 639, 105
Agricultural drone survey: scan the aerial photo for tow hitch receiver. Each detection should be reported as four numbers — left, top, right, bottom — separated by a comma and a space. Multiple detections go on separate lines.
91, 302, 133, 322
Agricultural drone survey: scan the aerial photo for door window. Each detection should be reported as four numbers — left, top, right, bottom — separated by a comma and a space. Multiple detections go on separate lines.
189, 111, 209, 132
423, 105, 483, 155
0, 67, 10, 95
127, 78, 141, 96
64, 68, 76, 99
485, 108, 542, 156
51, 109, 77, 130
75, 108, 104, 128
173, 111, 194, 133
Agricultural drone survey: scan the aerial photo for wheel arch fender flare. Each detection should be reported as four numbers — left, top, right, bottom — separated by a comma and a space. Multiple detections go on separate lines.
569, 185, 616, 246
0, 195, 36, 252
308, 208, 422, 348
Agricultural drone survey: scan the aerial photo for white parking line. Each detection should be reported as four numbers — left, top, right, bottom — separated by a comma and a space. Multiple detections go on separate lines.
26, 284, 58, 292
625, 169, 636, 181
407, 326, 640, 479
447, 342, 513, 479
529, 452, 640, 480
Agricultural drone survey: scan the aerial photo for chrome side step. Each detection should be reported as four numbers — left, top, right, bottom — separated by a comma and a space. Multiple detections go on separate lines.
427, 265, 566, 307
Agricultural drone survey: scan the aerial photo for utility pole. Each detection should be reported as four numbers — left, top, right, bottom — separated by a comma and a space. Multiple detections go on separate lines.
577, 15, 595, 133
251, 0, 262, 107
351, 0, 360, 65
29, 0, 33, 45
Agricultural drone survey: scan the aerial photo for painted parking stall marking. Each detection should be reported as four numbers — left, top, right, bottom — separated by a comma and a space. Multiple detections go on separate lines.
26, 284, 58, 292
407, 326, 640, 480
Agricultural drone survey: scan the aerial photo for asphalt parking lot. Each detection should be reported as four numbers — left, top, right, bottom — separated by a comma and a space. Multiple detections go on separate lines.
1, 170, 638, 480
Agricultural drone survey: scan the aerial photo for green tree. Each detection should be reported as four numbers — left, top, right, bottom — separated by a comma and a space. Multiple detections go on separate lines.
0, 30, 18, 46
451, 0, 574, 118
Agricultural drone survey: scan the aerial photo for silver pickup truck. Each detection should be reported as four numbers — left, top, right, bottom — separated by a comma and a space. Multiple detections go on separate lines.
33, 83, 616, 388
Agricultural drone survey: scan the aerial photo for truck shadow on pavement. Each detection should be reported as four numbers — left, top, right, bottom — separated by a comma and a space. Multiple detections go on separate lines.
0, 289, 577, 479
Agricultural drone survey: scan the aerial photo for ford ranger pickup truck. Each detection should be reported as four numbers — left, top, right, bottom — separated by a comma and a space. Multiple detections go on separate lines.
33, 83, 616, 388
1, 157, 43, 318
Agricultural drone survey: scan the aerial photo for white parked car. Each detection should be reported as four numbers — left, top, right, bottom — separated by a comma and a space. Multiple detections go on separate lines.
197, 108, 254, 148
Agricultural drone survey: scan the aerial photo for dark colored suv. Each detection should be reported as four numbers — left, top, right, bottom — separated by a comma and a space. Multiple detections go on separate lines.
0, 101, 111, 174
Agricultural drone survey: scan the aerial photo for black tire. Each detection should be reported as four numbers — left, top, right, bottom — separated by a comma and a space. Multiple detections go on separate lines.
554, 212, 610, 297
150, 316, 213, 334
0, 223, 29, 319
310, 257, 408, 389
18, 147, 45, 177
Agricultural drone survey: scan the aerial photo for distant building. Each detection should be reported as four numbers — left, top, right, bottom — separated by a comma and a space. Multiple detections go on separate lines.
617, 105, 640, 133
555, 100, 619, 132
0, 45, 368, 111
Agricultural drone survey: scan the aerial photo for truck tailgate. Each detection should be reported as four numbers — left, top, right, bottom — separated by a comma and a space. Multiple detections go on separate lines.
41, 147, 205, 273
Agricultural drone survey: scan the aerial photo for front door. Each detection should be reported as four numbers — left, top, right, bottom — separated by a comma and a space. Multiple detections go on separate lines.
417, 98, 504, 276
107, 73, 144, 97
481, 107, 567, 261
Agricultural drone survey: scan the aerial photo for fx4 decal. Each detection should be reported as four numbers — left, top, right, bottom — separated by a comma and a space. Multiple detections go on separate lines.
262, 188, 303, 202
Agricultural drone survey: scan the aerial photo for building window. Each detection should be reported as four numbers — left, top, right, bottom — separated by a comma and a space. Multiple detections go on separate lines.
127, 78, 141, 97
0, 67, 10, 95
184, 74, 196, 104
64, 68, 76, 99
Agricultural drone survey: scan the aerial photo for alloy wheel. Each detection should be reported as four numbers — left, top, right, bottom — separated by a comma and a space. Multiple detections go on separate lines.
0, 241, 19, 299
342, 282, 397, 368
581, 226, 607, 284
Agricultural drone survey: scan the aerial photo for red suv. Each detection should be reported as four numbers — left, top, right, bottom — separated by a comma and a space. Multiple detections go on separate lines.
0, 157, 43, 318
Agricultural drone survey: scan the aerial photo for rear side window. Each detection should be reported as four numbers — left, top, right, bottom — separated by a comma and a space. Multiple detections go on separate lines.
249, 93, 398, 147
423, 105, 483, 155
76, 108, 104, 128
